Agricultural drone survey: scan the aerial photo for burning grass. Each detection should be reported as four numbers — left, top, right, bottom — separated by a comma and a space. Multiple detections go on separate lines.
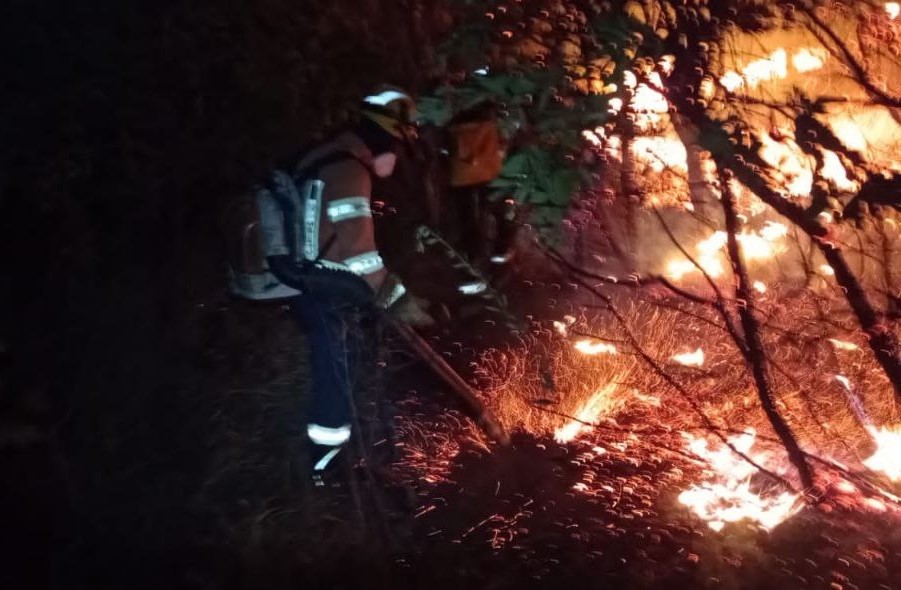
470, 280, 900, 530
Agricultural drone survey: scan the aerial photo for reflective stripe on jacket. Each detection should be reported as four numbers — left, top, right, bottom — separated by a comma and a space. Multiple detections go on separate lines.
295, 132, 389, 292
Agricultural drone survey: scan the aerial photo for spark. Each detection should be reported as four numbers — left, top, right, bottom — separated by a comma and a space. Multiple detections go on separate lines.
672, 348, 705, 367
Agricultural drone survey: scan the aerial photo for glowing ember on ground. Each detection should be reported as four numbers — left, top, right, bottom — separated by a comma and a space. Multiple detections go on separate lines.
887, 2, 900, 20
672, 348, 705, 367
554, 383, 618, 443
828, 339, 859, 351
574, 339, 618, 356
678, 430, 802, 531
863, 426, 901, 481
553, 315, 576, 336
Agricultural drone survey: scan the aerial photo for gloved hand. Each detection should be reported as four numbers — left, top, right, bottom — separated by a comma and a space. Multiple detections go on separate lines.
390, 294, 436, 328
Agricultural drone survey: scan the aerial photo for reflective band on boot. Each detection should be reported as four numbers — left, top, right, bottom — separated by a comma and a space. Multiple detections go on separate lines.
313, 447, 343, 472
307, 423, 351, 446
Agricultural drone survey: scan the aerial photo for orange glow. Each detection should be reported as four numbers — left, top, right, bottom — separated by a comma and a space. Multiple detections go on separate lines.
678, 430, 802, 531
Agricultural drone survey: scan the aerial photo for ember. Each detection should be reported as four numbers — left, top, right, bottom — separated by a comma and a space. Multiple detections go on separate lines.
573, 339, 618, 356
672, 348, 705, 367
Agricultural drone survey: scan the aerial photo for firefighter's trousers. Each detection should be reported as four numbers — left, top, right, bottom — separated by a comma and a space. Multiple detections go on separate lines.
290, 295, 369, 448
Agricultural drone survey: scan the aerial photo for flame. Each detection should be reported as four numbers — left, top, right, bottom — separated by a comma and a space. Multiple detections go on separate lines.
863, 426, 901, 481
753, 280, 767, 293
720, 71, 744, 92
758, 133, 814, 196
665, 223, 789, 280
672, 348, 705, 367
820, 150, 858, 192
819, 264, 835, 276
792, 48, 826, 73
888, 2, 900, 20
721, 47, 831, 92
633, 136, 688, 173
554, 383, 618, 443
574, 339, 618, 356
828, 338, 859, 351
678, 430, 802, 531
721, 49, 787, 91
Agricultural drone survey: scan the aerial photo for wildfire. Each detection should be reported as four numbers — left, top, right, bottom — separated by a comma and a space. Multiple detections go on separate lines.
665, 222, 789, 281
863, 426, 901, 481
574, 339, 618, 356
720, 47, 827, 93
678, 430, 802, 531
672, 348, 705, 367
554, 383, 618, 443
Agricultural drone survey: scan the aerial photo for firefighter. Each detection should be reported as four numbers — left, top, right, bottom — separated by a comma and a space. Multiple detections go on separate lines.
267, 86, 432, 486
446, 99, 517, 294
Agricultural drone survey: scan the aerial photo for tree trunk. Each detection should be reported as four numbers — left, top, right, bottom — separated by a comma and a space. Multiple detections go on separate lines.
721, 178, 814, 489
719, 152, 901, 406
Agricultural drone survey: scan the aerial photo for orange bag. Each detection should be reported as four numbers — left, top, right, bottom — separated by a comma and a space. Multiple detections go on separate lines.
448, 120, 504, 187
